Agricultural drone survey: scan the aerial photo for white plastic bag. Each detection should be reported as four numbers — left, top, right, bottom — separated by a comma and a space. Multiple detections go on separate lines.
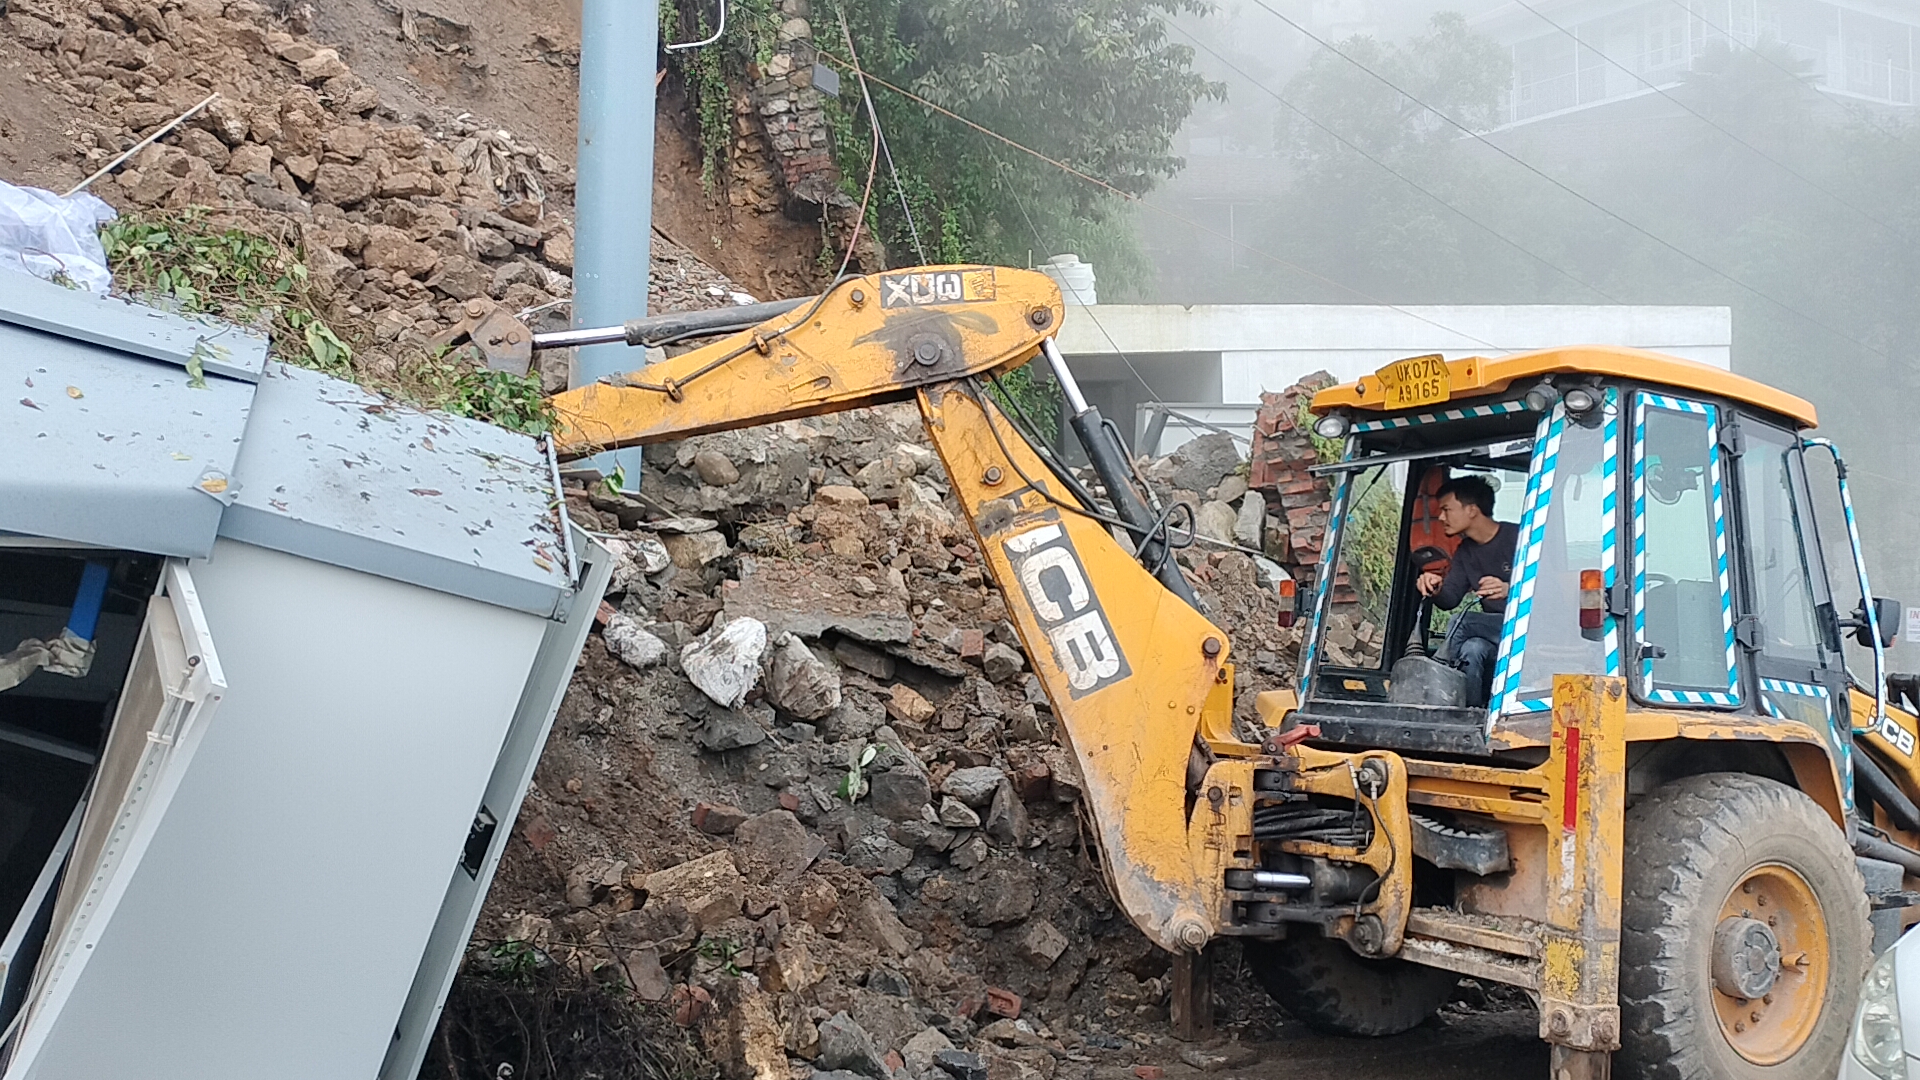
0, 179, 118, 293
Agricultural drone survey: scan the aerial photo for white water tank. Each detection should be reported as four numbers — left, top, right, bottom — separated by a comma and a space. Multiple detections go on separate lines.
1039, 254, 1097, 305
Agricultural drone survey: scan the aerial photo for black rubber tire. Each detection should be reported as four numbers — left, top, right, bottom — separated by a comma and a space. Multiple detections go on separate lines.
1618, 772, 1869, 1080
1244, 933, 1457, 1036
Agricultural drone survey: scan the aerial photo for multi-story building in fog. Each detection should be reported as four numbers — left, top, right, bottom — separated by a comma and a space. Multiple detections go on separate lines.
1473, 0, 1920, 124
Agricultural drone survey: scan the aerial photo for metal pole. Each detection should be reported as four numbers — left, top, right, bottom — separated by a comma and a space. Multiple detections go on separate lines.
572, 0, 659, 487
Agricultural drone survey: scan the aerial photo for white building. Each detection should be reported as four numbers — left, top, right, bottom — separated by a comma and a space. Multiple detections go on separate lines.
1474, 0, 1920, 126
1055, 303, 1731, 454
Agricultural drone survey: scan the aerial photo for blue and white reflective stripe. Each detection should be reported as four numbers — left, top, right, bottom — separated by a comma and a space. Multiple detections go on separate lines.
1490, 405, 1563, 721
1637, 392, 1713, 416
1708, 410, 1739, 699
1352, 399, 1532, 434
1631, 395, 1649, 695
1633, 392, 1740, 707
1758, 678, 1847, 807
1299, 468, 1353, 694
1600, 389, 1621, 677
1500, 391, 1624, 717
1761, 676, 1830, 697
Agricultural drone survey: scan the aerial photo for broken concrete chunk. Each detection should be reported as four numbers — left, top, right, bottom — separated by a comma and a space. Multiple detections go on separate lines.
1168, 433, 1242, 493
693, 449, 741, 486
884, 684, 936, 725
696, 704, 771, 752
960, 860, 1036, 926
1195, 500, 1237, 543
847, 893, 920, 956
845, 833, 913, 874
1235, 490, 1267, 548
604, 613, 670, 669
816, 484, 870, 508
564, 856, 628, 909
765, 633, 843, 720
724, 560, 915, 644
984, 781, 1030, 847
866, 768, 932, 823
937, 796, 981, 828
643, 850, 744, 931
1214, 474, 1248, 505
815, 1012, 889, 1078
941, 766, 1006, 808
683, 617, 768, 708
902, 1027, 956, 1080
822, 698, 884, 741
618, 945, 673, 1001
735, 808, 824, 883
933, 1050, 988, 1080
981, 642, 1026, 683
1015, 919, 1068, 969
663, 529, 731, 568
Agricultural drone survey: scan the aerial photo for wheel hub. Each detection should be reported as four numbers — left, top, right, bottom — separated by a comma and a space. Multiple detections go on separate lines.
1711, 916, 1782, 999
1711, 863, 1829, 1066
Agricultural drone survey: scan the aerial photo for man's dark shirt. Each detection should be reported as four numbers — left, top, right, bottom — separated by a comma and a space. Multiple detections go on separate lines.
1434, 521, 1520, 613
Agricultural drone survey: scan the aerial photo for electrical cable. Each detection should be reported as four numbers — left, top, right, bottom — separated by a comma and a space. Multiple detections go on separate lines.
1165, 20, 1626, 305
730, 0, 1528, 354
743, 13, 1521, 352
838, 13, 929, 264
835, 76, 884, 282
1243, 0, 1894, 362
1510, 0, 1915, 245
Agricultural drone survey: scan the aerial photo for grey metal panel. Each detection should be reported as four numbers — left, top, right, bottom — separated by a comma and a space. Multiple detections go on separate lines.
0, 321, 253, 558
217, 363, 573, 616
380, 528, 612, 1080
13, 540, 548, 1080
0, 269, 267, 383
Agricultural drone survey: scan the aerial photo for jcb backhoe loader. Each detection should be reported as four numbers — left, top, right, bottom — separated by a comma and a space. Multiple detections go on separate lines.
506, 265, 1918, 1080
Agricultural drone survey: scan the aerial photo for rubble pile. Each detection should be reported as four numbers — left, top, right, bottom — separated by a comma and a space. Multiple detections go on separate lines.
0, 0, 754, 381
485, 395, 1304, 1080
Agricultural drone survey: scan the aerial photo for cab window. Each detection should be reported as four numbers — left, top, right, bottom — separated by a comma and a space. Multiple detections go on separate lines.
1737, 422, 1826, 667
1632, 394, 1740, 704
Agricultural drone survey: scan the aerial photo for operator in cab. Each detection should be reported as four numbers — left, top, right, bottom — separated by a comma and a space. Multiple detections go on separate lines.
1414, 475, 1517, 707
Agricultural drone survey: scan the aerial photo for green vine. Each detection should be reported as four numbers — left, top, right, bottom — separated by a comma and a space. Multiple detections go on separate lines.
662, 0, 778, 189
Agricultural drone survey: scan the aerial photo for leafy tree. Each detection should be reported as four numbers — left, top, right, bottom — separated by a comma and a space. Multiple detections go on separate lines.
825, 0, 1222, 296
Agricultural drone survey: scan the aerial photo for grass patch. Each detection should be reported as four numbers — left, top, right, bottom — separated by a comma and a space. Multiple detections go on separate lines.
100, 209, 554, 436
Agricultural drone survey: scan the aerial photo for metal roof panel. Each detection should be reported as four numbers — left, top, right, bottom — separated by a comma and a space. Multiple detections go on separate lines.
0, 319, 252, 557
0, 266, 268, 382
218, 363, 573, 616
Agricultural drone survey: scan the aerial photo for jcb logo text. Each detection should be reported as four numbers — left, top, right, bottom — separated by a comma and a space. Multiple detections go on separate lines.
1003, 521, 1130, 698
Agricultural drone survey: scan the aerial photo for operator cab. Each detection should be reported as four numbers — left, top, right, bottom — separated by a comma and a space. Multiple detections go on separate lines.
1291, 348, 1897, 772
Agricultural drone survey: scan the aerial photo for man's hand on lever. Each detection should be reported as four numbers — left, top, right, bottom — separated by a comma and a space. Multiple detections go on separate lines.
1475, 576, 1509, 603
1416, 570, 1443, 597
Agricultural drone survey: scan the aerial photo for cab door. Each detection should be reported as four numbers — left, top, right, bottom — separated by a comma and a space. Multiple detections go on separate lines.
1628, 392, 1741, 706
1730, 418, 1849, 784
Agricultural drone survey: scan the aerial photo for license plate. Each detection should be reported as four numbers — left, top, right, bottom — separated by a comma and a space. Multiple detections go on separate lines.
1377, 354, 1450, 409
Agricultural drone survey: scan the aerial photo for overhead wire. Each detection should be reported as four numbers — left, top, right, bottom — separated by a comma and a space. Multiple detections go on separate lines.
714, 3, 1523, 352
837, 12, 929, 264
1241, 0, 1894, 362
1164, 20, 1626, 305
1509, 0, 1914, 244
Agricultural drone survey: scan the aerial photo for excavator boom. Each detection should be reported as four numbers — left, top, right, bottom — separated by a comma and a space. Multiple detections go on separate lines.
545, 266, 1251, 952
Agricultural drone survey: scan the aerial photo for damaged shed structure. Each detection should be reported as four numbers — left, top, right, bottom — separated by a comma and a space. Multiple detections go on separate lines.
0, 270, 609, 1079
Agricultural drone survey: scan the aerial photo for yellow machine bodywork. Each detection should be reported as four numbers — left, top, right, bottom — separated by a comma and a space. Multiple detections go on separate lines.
545, 265, 1909, 1076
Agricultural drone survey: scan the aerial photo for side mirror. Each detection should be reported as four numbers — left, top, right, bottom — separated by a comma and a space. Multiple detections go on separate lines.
1851, 597, 1902, 650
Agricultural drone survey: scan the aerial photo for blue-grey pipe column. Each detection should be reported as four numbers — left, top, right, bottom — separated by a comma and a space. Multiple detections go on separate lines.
571, 0, 658, 486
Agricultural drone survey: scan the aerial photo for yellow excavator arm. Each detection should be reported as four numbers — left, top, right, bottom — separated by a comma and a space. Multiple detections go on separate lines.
544, 266, 1256, 952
